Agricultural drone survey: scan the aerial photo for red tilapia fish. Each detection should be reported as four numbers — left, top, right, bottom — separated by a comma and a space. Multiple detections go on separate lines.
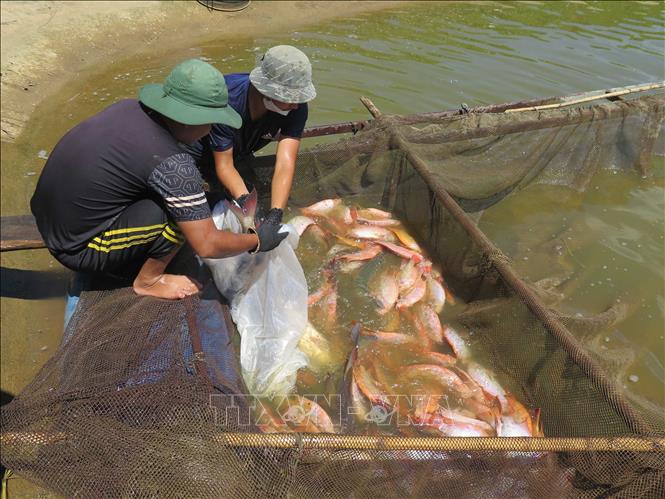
262, 199, 544, 439
255, 395, 335, 433
225, 188, 258, 232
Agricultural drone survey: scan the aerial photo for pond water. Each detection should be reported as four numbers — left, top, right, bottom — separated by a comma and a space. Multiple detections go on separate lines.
1, 1, 663, 424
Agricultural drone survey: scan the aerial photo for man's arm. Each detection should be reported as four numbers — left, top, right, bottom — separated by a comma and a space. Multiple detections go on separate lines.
178, 217, 258, 259
213, 148, 248, 199
148, 153, 261, 258
178, 216, 288, 257
271, 137, 301, 209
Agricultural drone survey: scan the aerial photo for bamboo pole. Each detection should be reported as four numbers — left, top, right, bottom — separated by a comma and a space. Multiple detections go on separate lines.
505, 81, 665, 113
238, 434, 663, 452
213, 433, 665, 452
387, 95, 664, 146
359, 96, 654, 436
292, 82, 664, 135
393, 80, 665, 124
2, 431, 663, 453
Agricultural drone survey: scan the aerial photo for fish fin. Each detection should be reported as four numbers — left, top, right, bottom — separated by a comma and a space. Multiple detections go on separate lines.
349, 206, 358, 223
493, 407, 503, 436
534, 407, 544, 437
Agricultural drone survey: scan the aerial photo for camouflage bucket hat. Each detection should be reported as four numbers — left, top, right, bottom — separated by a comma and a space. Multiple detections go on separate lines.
138, 59, 241, 127
249, 45, 316, 104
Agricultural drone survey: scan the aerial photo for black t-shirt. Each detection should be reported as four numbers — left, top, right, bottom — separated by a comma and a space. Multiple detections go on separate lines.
187, 73, 308, 163
31, 99, 211, 254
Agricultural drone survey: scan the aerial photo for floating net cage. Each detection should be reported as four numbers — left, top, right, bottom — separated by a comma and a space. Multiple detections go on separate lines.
2, 90, 664, 498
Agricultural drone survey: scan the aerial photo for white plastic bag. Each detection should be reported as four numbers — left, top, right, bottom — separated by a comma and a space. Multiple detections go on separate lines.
202, 201, 308, 397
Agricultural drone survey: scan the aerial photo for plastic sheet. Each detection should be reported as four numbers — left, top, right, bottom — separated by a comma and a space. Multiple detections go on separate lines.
203, 201, 308, 396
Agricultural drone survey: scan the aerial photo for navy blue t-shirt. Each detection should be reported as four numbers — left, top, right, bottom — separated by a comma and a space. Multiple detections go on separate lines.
193, 73, 308, 162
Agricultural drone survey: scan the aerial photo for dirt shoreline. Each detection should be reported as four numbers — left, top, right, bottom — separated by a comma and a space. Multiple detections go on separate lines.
0, 0, 408, 143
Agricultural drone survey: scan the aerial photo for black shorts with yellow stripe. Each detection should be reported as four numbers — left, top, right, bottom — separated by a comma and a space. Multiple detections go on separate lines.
55, 198, 184, 279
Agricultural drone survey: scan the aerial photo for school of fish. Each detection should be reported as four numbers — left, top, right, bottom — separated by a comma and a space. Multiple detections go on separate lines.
258, 198, 543, 438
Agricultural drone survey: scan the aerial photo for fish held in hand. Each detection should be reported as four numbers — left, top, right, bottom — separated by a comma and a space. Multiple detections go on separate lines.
226, 188, 258, 232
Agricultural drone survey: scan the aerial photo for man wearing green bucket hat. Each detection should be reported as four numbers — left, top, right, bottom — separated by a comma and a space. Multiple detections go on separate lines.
187, 45, 316, 230
31, 59, 287, 301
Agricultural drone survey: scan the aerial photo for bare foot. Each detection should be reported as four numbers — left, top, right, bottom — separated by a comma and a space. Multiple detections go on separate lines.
133, 274, 202, 300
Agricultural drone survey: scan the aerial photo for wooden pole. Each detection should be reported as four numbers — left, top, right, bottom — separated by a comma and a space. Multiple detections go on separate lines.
0, 216, 45, 251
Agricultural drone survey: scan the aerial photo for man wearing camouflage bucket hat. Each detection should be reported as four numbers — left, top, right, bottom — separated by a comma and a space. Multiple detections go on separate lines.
31, 59, 287, 302
187, 45, 316, 231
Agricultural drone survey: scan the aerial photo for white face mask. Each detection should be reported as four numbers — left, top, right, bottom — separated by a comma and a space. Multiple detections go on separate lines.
263, 97, 291, 116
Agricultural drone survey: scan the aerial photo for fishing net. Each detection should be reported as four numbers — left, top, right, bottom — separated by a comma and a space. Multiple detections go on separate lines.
2, 91, 664, 498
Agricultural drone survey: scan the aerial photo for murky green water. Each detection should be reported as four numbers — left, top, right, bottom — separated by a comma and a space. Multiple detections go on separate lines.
478, 163, 665, 413
2, 1, 663, 422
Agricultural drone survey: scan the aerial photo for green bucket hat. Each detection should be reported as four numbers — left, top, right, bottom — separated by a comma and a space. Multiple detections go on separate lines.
139, 59, 241, 127
249, 45, 316, 104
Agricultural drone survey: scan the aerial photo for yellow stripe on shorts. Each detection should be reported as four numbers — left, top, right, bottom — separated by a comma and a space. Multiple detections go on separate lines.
88, 235, 160, 253
161, 230, 180, 244
93, 228, 166, 246
101, 223, 169, 237
164, 224, 184, 243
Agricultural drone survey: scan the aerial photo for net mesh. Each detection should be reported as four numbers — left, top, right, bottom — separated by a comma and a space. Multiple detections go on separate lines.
2, 92, 664, 497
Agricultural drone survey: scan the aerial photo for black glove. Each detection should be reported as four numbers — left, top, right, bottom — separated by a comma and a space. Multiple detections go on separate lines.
263, 207, 283, 226
249, 221, 287, 253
